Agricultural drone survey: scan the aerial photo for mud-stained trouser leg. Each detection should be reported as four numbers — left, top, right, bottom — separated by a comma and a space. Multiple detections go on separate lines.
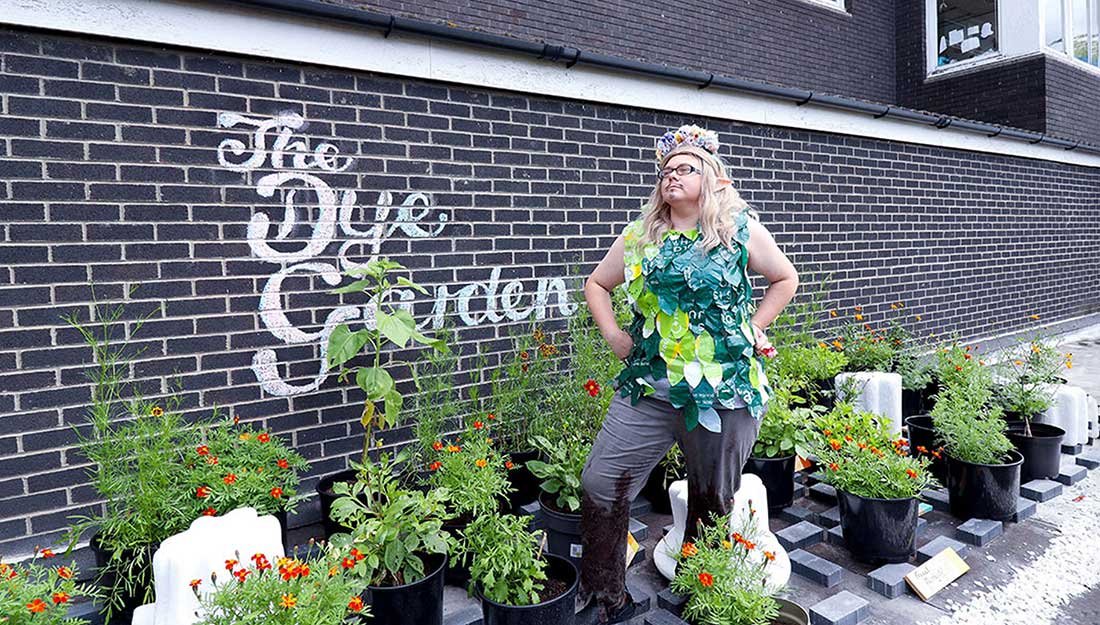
679, 406, 763, 544
579, 392, 677, 619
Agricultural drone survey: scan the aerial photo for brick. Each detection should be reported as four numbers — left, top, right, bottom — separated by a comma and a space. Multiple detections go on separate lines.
867, 562, 916, 599
810, 591, 870, 625
1062, 443, 1083, 455
816, 506, 841, 528
656, 588, 687, 613
790, 549, 843, 587
1021, 479, 1063, 502
1076, 449, 1100, 470
779, 504, 816, 524
826, 524, 845, 545
1012, 497, 1037, 522
916, 536, 970, 564
809, 482, 837, 503
1056, 463, 1087, 485
777, 520, 825, 551
956, 518, 1003, 547
644, 609, 688, 625
921, 488, 950, 512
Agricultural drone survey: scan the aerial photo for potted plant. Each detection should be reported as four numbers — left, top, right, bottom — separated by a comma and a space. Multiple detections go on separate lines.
459, 511, 578, 625
184, 417, 310, 548
671, 512, 807, 625
527, 427, 590, 568
0, 549, 94, 624
320, 258, 445, 538
641, 443, 685, 514
192, 546, 366, 625
931, 345, 1022, 521
63, 301, 207, 624
744, 386, 818, 511
993, 326, 1071, 481
815, 420, 936, 563
422, 421, 512, 585
328, 449, 453, 625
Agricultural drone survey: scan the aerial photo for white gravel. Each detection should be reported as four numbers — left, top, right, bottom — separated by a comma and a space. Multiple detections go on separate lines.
918, 465, 1100, 625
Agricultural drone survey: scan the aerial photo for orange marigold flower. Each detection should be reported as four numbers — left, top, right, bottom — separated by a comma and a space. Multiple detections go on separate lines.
854, 306, 862, 312
202, 507, 217, 516
487, 413, 496, 420
432, 441, 444, 451
52, 591, 69, 604
447, 445, 461, 453
57, 566, 73, 580
533, 328, 545, 342
150, 406, 164, 417
829, 310, 837, 317
225, 558, 238, 571
698, 572, 714, 587
680, 542, 698, 558
1031, 314, 1040, 320
40, 549, 55, 559
505, 461, 514, 469
932, 451, 943, 459
764, 551, 776, 561
270, 487, 283, 499
832, 340, 843, 349
823, 429, 833, 436
349, 596, 364, 612
342, 557, 356, 569
829, 439, 842, 451
429, 461, 442, 471
223, 473, 238, 485
196, 486, 211, 498
189, 578, 202, 589
27, 599, 47, 613
277, 458, 290, 469
906, 469, 918, 479
279, 593, 297, 609
258, 433, 270, 443
845, 435, 853, 442
722, 540, 732, 549
475, 458, 487, 468
473, 420, 484, 430
828, 463, 839, 471
916, 445, 928, 453
206, 455, 219, 465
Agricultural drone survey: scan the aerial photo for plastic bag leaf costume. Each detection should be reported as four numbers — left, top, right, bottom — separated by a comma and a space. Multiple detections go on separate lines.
614, 207, 771, 432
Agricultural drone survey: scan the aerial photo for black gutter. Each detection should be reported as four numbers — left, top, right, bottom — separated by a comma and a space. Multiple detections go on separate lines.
233, 0, 1100, 158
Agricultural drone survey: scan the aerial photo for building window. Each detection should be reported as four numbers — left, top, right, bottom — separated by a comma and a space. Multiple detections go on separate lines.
799, 0, 846, 11
1044, 0, 1100, 67
936, 0, 998, 67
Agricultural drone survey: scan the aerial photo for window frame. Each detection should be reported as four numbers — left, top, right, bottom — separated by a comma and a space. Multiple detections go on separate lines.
797, 0, 848, 13
926, 0, 1003, 75
1043, 0, 1100, 69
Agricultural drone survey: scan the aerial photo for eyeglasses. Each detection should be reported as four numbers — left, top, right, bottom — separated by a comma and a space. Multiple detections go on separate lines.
657, 163, 702, 180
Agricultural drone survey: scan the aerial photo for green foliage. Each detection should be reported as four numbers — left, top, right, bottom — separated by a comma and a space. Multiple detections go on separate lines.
325, 258, 446, 464
328, 450, 453, 587
992, 328, 1070, 426
424, 425, 512, 519
815, 430, 937, 499
670, 512, 782, 625
0, 552, 93, 625
811, 395, 897, 452
752, 387, 820, 459
62, 299, 207, 620
930, 344, 1014, 465
408, 323, 463, 463
487, 324, 559, 451
527, 432, 589, 513
194, 547, 366, 625
184, 418, 310, 517
766, 272, 834, 350
458, 512, 549, 606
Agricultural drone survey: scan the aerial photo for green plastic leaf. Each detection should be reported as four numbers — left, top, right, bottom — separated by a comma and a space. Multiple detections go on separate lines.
666, 358, 685, 386
702, 361, 723, 387
683, 360, 703, 387
696, 332, 715, 361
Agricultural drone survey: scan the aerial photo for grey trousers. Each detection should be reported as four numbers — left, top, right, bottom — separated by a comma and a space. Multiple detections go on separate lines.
578, 391, 763, 618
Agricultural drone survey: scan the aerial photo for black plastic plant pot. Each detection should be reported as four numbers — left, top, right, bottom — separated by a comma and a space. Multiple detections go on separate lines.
904, 415, 947, 485
90, 531, 159, 625
441, 513, 475, 587
902, 382, 937, 419
506, 448, 543, 513
477, 552, 579, 625
835, 490, 918, 564
946, 450, 1024, 521
773, 597, 811, 625
1006, 422, 1065, 482
641, 463, 678, 515
813, 377, 836, 411
318, 468, 359, 540
538, 491, 583, 569
743, 454, 795, 511
364, 552, 446, 625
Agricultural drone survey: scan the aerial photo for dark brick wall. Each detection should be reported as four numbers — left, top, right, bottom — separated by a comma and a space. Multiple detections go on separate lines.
1, 24, 1099, 554
895, 1, 1100, 146
319, 0, 898, 104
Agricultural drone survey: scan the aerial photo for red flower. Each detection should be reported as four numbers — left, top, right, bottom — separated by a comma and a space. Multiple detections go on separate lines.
189, 578, 202, 589
202, 507, 217, 516
429, 461, 441, 471
828, 463, 839, 471
270, 487, 283, 499
349, 596, 364, 612
342, 557, 356, 569
681, 542, 698, 557
473, 420, 484, 430
234, 568, 250, 583
432, 441, 444, 451
698, 572, 714, 587
764, 551, 776, 562
258, 433, 270, 443
277, 458, 290, 469
906, 469, 918, 479
197, 445, 210, 456
56, 566, 73, 580
350, 548, 365, 561
52, 591, 69, 604
475, 458, 487, 468
39, 549, 55, 559
487, 413, 496, 420
584, 379, 601, 397
505, 461, 514, 469
225, 559, 239, 571
223, 473, 238, 485
196, 486, 211, 498
829, 439, 842, 451
27, 599, 47, 613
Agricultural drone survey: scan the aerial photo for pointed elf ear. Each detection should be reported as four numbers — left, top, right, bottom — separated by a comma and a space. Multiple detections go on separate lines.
715, 177, 733, 190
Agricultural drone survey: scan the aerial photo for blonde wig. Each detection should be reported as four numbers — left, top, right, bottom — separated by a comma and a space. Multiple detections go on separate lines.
640, 144, 758, 252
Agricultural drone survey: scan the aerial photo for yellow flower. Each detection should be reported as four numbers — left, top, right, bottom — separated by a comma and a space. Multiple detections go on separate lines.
890, 304, 897, 310
855, 314, 863, 321
1031, 314, 1040, 320
239, 433, 251, 441
915, 315, 923, 321
279, 594, 297, 609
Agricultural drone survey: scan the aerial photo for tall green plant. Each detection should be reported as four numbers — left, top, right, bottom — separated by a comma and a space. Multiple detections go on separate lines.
931, 344, 1013, 465
458, 512, 550, 606
326, 258, 445, 466
992, 326, 1071, 434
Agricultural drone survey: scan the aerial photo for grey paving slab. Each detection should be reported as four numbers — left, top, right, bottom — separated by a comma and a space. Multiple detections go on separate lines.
1013, 497, 1037, 522
780, 504, 817, 524
644, 609, 687, 625
956, 518, 1003, 547
809, 482, 838, 503
921, 488, 950, 512
916, 535, 971, 563
1058, 463, 1088, 485
809, 590, 870, 625
817, 506, 841, 528
826, 524, 845, 546
1021, 479, 1063, 502
777, 520, 826, 551
790, 548, 844, 587
1076, 449, 1100, 470
867, 562, 916, 599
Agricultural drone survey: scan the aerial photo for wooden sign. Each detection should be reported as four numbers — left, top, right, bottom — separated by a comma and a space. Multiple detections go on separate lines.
624, 531, 639, 569
905, 548, 970, 601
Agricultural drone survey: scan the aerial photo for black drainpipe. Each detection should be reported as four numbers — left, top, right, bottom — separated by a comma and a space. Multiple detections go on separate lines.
231, 0, 1100, 158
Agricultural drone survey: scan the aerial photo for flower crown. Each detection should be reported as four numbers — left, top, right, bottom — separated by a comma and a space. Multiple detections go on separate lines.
655, 124, 720, 162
